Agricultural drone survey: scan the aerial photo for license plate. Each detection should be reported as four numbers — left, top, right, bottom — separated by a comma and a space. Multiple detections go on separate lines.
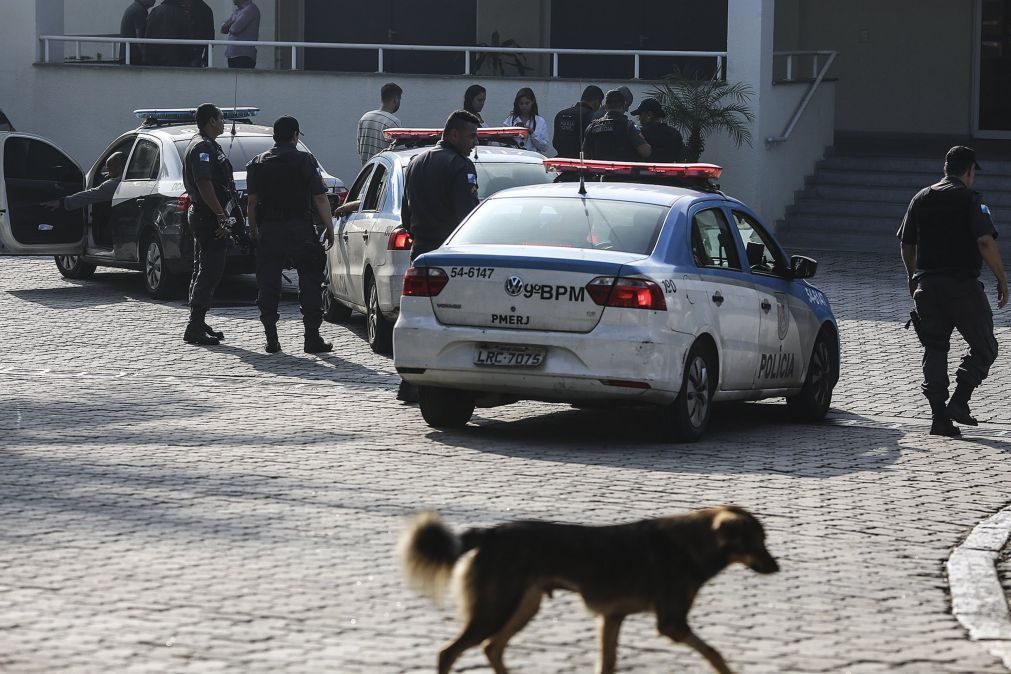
474, 345, 546, 368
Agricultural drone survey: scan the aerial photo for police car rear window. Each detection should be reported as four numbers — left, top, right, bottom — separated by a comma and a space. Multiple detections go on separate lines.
475, 162, 552, 199
452, 197, 667, 255
173, 137, 313, 170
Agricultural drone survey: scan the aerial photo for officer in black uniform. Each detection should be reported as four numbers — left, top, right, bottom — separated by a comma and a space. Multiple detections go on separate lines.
396, 109, 481, 401
581, 89, 651, 162
246, 115, 336, 354
182, 103, 234, 346
552, 85, 603, 158
631, 97, 686, 163
898, 146, 1008, 436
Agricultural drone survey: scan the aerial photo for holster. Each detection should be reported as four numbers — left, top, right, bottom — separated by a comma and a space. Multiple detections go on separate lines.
905, 308, 948, 351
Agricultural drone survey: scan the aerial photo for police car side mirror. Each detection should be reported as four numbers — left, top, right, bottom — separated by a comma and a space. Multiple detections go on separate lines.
790, 255, 818, 279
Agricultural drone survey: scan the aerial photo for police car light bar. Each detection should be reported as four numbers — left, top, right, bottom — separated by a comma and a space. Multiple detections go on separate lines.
133, 107, 260, 123
383, 127, 530, 142
543, 158, 723, 180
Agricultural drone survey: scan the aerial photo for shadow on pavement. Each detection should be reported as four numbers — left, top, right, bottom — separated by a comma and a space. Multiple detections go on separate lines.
212, 342, 394, 385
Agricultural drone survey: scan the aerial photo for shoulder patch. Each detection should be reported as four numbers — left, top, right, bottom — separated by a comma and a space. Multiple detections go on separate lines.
982, 204, 992, 215
199, 153, 210, 162
467, 173, 478, 185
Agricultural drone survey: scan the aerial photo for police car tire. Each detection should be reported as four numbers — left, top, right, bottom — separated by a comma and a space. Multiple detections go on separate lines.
786, 329, 836, 421
668, 340, 716, 443
418, 386, 476, 428
322, 286, 352, 323
54, 255, 96, 280
142, 234, 182, 300
366, 276, 393, 355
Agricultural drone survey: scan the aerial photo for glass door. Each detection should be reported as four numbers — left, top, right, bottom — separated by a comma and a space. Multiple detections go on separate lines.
974, 0, 1011, 137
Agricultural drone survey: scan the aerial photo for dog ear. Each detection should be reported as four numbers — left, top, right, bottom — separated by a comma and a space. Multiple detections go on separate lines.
712, 509, 746, 549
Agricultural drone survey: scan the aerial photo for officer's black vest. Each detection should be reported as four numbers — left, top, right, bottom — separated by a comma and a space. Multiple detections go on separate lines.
251, 148, 313, 216
914, 183, 981, 275
554, 103, 590, 158
583, 113, 636, 162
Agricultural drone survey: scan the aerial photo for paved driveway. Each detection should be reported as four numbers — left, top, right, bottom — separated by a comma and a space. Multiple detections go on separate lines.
1, 252, 1009, 673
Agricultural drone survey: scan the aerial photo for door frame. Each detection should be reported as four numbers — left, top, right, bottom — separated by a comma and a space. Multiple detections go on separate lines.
971, 0, 1011, 138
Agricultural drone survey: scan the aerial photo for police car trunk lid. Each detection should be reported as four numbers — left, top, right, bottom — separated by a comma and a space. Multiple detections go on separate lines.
417, 246, 647, 333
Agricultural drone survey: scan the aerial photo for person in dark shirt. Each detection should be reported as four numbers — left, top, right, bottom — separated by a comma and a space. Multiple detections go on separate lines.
189, 0, 214, 66
552, 85, 603, 158
631, 97, 686, 163
898, 146, 1007, 436
581, 89, 650, 162
120, 0, 154, 65
144, 0, 193, 67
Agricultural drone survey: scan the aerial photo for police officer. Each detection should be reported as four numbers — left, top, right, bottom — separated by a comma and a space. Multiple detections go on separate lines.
397, 109, 481, 401
631, 97, 686, 163
182, 103, 235, 346
898, 146, 1008, 436
552, 85, 603, 158
581, 89, 651, 162
246, 115, 336, 354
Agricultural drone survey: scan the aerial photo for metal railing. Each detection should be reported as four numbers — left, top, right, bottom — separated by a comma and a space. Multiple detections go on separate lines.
766, 50, 838, 145
40, 34, 727, 80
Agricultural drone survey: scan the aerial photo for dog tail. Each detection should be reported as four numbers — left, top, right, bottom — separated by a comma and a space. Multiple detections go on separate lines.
398, 512, 477, 601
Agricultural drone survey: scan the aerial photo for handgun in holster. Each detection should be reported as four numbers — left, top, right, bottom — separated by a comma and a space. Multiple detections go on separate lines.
223, 192, 255, 254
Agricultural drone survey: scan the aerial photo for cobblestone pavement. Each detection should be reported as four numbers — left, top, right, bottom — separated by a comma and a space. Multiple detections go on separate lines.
1, 252, 1010, 674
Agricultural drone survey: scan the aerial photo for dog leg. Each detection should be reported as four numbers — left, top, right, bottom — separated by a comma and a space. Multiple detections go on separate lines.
483, 589, 542, 674
596, 614, 625, 674
659, 624, 733, 674
438, 620, 498, 674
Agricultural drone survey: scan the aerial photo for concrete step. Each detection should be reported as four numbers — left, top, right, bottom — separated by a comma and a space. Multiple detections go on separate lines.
778, 231, 897, 254
814, 169, 1011, 192
806, 184, 1011, 207
780, 214, 900, 238
819, 155, 1011, 176
792, 198, 908, 219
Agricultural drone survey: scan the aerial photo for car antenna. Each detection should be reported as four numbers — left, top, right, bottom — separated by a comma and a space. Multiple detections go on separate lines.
226, 72, 239, 156
577, 150, 587, 197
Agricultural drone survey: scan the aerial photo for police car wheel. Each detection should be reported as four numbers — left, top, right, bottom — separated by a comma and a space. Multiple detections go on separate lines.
54, 255, 96, 280
787, 329, 836, 421
366, 276, 393, 355
322, 285, 352, 323
418, 386, 476, 429
142, 234, 181, 299
667, 340, 716, 443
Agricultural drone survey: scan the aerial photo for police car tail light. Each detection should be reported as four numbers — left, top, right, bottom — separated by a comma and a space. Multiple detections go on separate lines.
585, 277, 666, 311
388, 227, 413, 251
403, 267, 449, 297
175, 193, 191, 213
543, 158, 722, 180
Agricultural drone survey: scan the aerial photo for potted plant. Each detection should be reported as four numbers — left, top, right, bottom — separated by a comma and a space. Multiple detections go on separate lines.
473, 32, 533, 76
648, 71, 754, 162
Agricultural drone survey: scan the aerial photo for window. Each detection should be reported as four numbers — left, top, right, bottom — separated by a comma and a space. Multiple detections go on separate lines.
124, 139, 161, 181
3, 138, 81, 183
691, 208, 741, 270
344, 165, 374, 204
475, 163, 553, 199
732, 211, 788, 276
172, 137, 314, 171
361, 164, 388, 211
94, 137, 137, 186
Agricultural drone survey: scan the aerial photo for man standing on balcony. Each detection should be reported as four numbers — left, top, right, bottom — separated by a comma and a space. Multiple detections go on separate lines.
189, 0, 215, 66
119, 0, 155, 65
145, 0, 192, 67
221, 0, 260, 69
357, 83, 403, 166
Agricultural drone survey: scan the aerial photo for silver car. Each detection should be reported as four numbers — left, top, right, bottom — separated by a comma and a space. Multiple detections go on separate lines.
323, 141, 550, 354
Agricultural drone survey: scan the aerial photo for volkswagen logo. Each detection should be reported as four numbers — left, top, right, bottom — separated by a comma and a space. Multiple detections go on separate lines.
504, 275, 523, 296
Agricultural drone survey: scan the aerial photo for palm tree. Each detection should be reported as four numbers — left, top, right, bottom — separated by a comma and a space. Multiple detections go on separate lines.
648, 72, 754, 162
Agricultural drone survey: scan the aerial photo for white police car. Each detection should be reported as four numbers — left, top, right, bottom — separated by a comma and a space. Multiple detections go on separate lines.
322, 127, 551, 354
0, 107, 346, 298
393, 159, 839, 441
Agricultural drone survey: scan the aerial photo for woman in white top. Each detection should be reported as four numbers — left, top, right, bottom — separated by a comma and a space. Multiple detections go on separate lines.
463, 84, 489, 128
503, 87, 551, 154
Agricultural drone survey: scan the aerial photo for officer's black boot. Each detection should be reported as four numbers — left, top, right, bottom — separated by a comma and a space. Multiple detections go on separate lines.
184, 306, 220, 346
262, 315, 281, 354
946, 384, 978, 426
203, 322, 224, 340
928, 399, 960, 437
303, 320, 333, 354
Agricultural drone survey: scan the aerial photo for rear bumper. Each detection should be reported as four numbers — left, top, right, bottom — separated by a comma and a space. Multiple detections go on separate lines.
393, 298, 689, 404
374, 250, 409, 319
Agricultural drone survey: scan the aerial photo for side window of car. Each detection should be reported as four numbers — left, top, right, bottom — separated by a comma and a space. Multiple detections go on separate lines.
345, 165, 374, 206
361, 163, 389, 212
124, 139, 161, 181
732, 211, 788, 276
94, 137, 137, 186
691, 208, 741, 270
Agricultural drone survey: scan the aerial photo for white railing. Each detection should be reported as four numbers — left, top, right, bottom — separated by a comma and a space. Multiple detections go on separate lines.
39, 35, 727, 80
766, 50, 838, 145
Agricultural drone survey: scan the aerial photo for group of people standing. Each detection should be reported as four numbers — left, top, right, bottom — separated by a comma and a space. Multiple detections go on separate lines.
355, 81, 687, 167
119, 0, 260, 68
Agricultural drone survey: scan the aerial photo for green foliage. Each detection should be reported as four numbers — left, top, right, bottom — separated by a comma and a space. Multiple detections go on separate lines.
648, 71, 755, 162
473, 32, 533, 77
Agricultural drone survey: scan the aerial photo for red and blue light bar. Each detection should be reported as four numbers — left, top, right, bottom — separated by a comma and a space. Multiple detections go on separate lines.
543, 158, 722, 180
383, 127, 530, 142
134, 107, 259, 122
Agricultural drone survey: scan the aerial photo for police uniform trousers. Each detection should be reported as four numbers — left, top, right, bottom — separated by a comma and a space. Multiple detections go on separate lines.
255, 218, 325, 327
188, 210, 228, 308
913, 275, 999, 404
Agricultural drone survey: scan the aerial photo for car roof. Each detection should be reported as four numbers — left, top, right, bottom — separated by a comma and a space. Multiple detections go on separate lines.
137, 123, 276, 140
484, 181, 732, 207
380, 144, 545, 167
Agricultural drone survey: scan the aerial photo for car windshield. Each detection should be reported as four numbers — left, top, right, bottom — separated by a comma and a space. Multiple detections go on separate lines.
173, 136, 312, 171
475, 162, 552, 199
451, 197, 668, 254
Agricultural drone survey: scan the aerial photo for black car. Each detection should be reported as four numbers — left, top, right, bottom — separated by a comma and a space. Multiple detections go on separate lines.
0, 108, 347, 297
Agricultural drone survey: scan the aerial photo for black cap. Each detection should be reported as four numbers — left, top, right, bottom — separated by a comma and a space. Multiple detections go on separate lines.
945, 145, 981, 173
604, 89, 626, 106
631, 97, 663, 117
273, 115, 301, 139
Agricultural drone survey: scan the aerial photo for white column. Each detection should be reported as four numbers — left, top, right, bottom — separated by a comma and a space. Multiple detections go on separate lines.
36, 0, 65, 63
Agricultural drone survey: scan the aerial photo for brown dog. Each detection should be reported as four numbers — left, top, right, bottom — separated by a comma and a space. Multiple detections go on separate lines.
398, 505, 779, 674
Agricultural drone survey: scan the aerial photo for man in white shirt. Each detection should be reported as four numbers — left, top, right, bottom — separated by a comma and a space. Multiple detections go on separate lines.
221, 0, 260, 69
357, 82, 403, 165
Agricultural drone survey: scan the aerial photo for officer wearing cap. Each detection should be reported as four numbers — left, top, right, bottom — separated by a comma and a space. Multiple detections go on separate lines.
182, 103, 235, 347
552, 85, 604, 158
898, 145, 1008, 436
246, 115, 336, 354
631, 97, 686, 163
582, 89, 651, 162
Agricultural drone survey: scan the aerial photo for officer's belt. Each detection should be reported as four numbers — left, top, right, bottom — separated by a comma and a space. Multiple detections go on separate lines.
259, 207, 311, 220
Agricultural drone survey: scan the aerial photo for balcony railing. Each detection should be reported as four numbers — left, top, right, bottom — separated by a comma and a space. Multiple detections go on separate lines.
39, 34, 727, 80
